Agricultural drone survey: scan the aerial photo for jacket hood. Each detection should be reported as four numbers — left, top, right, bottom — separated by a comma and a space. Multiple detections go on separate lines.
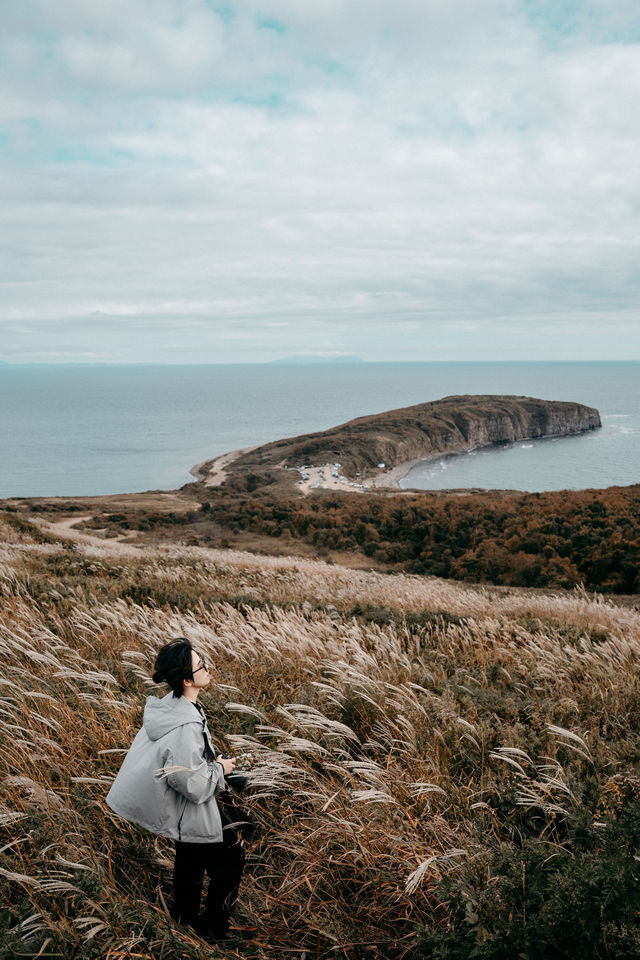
143, 692, 203, 741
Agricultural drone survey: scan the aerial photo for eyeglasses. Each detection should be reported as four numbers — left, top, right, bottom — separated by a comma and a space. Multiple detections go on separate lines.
192, 659, 208, 675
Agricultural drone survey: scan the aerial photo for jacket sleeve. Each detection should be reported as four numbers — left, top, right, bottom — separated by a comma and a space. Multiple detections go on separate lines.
163, 723, 226, 804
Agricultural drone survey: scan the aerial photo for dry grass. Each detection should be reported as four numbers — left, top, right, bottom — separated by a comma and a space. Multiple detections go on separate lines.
1, 531, 639, 958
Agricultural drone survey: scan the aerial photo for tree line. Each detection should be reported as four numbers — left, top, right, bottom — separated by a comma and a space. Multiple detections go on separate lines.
199, 483, 640, 593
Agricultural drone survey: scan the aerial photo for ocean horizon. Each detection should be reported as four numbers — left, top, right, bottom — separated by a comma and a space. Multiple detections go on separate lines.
1, 360, 638, 499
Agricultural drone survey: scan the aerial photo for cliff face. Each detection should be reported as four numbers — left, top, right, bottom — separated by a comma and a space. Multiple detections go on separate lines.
374, 395, 602, 466
228, 396, 602, 481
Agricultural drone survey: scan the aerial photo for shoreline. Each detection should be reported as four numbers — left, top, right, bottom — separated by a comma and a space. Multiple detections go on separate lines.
369, 447, 480, 490
190, 425, 604, 496
367, 457, 424, 490
370, 429, 600, 492
190, 445, 259, 487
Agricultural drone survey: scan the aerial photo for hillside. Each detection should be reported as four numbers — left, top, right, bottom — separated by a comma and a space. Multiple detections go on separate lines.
194, 394, 601, 487
18, 480, 638, 595
1, 522, 639, 958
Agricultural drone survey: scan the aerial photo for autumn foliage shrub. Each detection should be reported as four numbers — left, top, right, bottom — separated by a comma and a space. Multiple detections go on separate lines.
190, 484, 640, 593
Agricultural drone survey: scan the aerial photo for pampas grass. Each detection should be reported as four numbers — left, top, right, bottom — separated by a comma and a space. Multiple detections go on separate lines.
1, 529, 639, 957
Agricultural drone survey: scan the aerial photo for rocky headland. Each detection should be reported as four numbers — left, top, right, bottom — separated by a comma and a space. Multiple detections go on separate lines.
193, 395, 602, 491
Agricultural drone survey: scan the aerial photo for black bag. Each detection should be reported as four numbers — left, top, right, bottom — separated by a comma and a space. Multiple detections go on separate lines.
224, 770, 250, 791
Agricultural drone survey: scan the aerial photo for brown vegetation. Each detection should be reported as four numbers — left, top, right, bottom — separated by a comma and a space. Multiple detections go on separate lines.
43, 479, 640, 595
1, 524, 640, 958
201, 482, 640, 593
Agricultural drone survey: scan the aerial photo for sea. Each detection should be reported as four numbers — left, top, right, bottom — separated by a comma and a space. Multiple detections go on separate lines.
0, 362, 638, 499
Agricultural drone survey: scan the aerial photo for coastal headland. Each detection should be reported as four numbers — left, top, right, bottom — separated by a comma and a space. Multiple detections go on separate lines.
192, 394, 602, 493
5, 392, 637, 595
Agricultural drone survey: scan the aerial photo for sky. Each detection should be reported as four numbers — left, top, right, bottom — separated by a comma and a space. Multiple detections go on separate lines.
1, 0, 639, 363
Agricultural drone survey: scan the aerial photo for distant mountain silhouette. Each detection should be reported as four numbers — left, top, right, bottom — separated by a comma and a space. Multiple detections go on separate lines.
272, 354, 364, 364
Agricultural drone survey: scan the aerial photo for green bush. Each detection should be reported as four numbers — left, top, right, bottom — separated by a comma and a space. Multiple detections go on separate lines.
417, 801, 640, 960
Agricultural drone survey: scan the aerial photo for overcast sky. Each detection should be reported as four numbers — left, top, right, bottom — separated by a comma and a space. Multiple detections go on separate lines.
2, 1, 639, 363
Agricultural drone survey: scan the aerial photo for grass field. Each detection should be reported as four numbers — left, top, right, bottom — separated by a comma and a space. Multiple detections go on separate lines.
1, 514, 639, 958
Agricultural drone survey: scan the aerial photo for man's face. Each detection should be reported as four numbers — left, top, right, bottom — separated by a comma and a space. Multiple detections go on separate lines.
187, 649, 211, 692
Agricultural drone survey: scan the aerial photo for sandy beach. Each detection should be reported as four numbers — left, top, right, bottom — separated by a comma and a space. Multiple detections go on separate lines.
190, 446, 258, 487
368, 458, 425, 490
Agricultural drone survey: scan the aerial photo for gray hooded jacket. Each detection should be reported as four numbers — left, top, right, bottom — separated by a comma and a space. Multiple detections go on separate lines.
105, 692, 227, 843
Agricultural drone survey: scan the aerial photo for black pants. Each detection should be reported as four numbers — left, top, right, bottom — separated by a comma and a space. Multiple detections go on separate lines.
172, 827, 246, 938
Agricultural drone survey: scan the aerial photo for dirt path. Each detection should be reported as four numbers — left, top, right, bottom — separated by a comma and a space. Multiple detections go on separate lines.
32, 515, 145, 557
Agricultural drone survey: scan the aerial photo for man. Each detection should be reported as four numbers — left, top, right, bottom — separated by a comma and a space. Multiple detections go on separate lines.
106, 637, 245, 943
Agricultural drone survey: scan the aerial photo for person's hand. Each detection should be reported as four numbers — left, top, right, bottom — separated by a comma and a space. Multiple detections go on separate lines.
217, 755, 236, 776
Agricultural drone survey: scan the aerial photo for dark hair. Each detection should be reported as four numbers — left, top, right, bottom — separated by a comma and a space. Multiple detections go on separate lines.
152, 638, 194, 698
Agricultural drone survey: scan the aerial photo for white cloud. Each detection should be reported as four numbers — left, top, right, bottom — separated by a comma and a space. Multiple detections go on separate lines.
1, 1, 639, 361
